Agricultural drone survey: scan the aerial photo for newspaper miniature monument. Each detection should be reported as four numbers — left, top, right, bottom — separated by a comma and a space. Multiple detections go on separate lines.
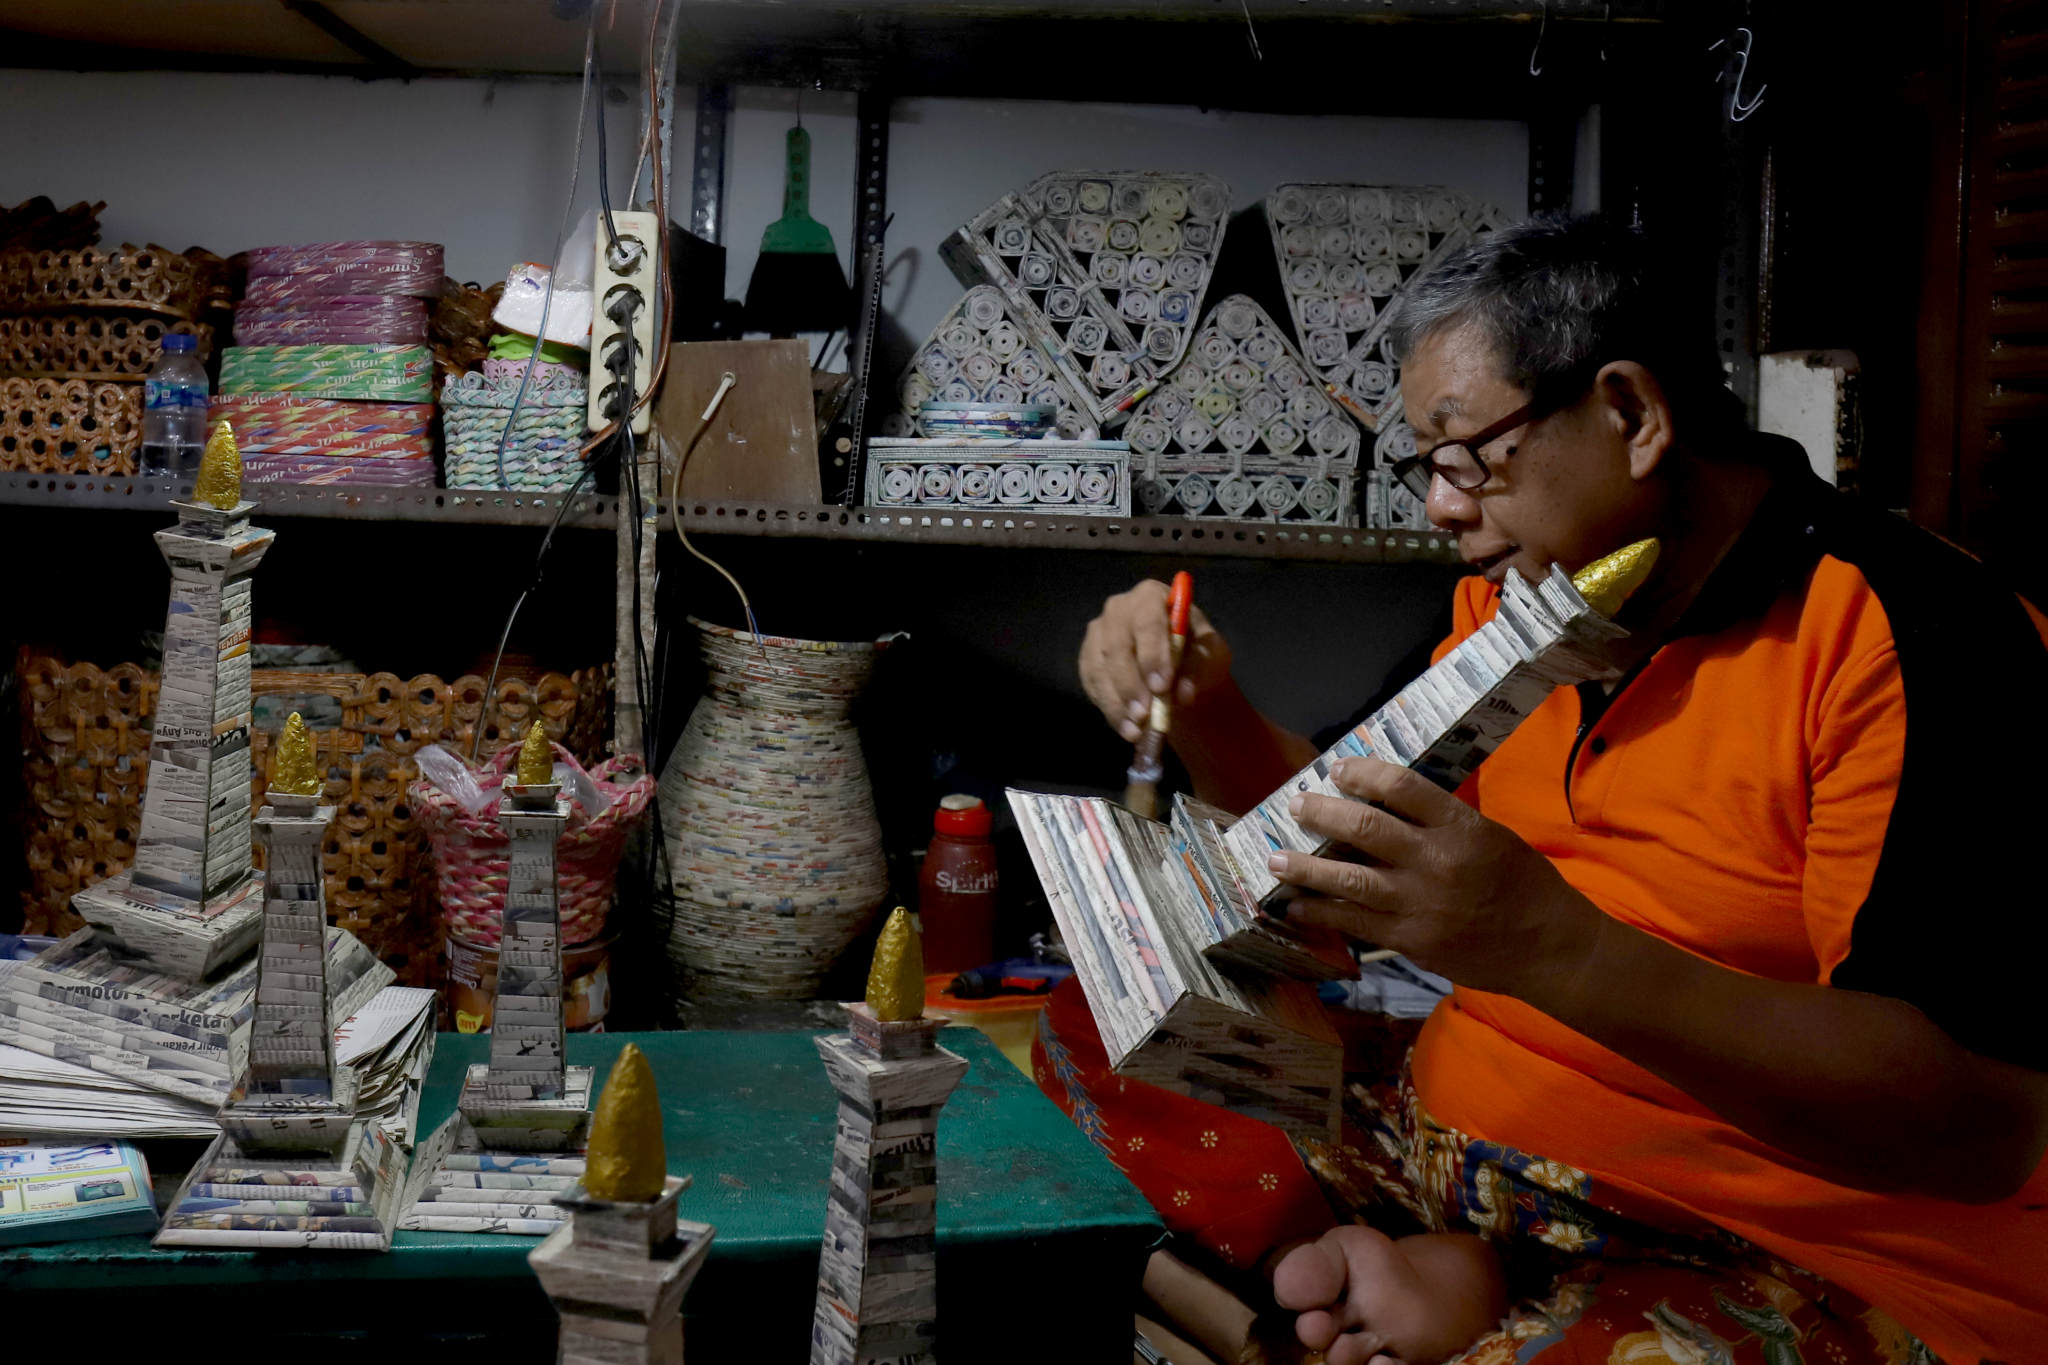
0, 424, 392, 1113
402, 722, 596, 1233
811, 908, 969, 1365
1010, 541, 1662, 1138
530, 1043, 716, 1365
80, 420, 272, 978
156, 713, 409, 1249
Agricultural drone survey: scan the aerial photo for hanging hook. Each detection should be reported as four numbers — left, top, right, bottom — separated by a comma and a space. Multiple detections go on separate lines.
1599, 0, 1612, 63
1708, 26, 1767, 123
1528, 0, 1551, 78
1239, 0, 1264, 62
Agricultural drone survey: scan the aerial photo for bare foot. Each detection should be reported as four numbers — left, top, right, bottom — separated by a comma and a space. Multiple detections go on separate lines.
1272, 1226, 1506, 1365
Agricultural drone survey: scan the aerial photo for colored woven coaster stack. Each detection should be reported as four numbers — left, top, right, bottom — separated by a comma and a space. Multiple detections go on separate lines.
222, 243, 444, 487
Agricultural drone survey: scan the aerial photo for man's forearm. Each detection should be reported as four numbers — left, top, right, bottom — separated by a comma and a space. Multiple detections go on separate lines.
1169, 678, 1318, 815
1531, 901, 2048, 1203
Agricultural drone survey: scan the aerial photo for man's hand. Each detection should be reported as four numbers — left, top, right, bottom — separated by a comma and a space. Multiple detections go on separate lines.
1079, 579, 1234, 743
1266, 756, 1605, 1001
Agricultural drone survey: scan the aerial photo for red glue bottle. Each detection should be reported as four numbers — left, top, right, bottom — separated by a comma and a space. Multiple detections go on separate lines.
918, 794, 998, 974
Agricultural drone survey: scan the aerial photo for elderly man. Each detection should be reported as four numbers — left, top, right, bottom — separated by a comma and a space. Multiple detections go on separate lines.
1078, 215, 2048, 1365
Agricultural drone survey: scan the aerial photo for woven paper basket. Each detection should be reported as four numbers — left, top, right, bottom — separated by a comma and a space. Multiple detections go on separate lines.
440, 368, 588, 491
412, 737, 653, 948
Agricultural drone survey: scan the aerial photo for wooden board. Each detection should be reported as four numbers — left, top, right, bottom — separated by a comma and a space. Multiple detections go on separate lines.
656, 339, 821, 505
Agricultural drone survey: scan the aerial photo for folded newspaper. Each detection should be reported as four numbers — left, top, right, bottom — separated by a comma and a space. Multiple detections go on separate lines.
0, 926, 390, 1109
0, 975, 435, 1149
1012, 542, 1660, 1137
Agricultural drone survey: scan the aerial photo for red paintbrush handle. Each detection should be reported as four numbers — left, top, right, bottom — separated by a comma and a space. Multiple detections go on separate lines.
1168, 571, 1194, 639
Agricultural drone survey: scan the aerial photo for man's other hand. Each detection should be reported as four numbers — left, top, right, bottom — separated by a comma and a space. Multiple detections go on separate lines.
1079, 579, 1234, 742
1267, 756, 1604, 1000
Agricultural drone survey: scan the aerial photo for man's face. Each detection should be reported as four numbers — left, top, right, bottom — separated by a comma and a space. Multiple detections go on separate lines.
1400, 320, 1652, 585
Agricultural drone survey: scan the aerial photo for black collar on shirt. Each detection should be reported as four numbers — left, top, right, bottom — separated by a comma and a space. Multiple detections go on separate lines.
1661, 431, 1836, 643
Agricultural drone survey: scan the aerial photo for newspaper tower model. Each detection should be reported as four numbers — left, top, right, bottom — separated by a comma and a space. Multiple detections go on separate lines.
75, 421, 273, 978
530, 1044, 717, 1365
0, 435, 393, 1114
1009, 540, 1663, 1139
401, 722, 596, 1234
810, 909, 968, 1365
154, 712, 410, 1250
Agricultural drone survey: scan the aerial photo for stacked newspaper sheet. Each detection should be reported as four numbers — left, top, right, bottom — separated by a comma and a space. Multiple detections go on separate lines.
0, 926, 389, 1108
0, 970, 434, 1148
1011, 562, 1635, 1137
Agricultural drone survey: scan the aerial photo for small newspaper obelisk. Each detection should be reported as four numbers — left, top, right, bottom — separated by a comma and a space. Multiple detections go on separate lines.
531, 1043, 716, 1365
401, 722, 595, 1234
75, 421, 273, 978
810, 909, 968, 1365
155, 713, 408, 1250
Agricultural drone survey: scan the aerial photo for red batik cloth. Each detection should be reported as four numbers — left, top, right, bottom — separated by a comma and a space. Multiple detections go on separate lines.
1030, 977, 1338, 1271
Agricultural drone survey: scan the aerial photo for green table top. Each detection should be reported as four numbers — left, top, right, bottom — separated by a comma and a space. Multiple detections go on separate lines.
0, 1028, 1159, 1360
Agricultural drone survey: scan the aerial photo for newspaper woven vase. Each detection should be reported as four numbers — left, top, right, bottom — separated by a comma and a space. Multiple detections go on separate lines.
660, 618, 892, 998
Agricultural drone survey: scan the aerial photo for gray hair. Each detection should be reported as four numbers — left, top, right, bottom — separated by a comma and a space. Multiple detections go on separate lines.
1386, 213, 1739, 431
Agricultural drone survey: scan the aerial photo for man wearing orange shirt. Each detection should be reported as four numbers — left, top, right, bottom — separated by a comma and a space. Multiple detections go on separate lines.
1079, 215, 2048, 1364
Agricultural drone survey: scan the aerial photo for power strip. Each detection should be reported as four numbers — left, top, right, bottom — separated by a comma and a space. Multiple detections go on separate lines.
589, 210, 661, 436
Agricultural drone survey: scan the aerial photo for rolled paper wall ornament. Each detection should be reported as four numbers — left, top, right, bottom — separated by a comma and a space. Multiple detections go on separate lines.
583, 1043, 667, 1202
863, 907, 925, 1022
516, 719, 553, 786
271, 712, 322, 796
193, 419, 241, 509
1570, 537, 1661, 617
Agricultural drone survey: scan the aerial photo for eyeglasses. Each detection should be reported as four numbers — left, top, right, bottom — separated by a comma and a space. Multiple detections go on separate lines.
1389, 401, 1536, 502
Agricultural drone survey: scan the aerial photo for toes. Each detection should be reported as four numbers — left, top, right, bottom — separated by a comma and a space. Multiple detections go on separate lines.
1325, 1329, 1394, 1365
1273, 1236, 1348, 1311
1293, 1308, 1340, 1353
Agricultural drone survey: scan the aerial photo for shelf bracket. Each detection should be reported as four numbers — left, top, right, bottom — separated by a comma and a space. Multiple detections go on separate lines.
690, 84, 731, 244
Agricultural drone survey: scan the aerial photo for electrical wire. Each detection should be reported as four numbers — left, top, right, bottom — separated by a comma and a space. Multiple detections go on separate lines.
665, 371, 762, 647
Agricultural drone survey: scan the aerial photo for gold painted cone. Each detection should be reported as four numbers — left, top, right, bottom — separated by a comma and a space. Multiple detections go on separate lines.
271, 712, 321, 796
583, 1042, 667, 1202
1571, 538, 1661, 617
193, 420, 241, 510
515, 720, 553, 786
865, 908, 925, 1022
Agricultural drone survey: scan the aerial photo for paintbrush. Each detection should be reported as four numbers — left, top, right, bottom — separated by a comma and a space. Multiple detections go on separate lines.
1123, 570, 1194, 820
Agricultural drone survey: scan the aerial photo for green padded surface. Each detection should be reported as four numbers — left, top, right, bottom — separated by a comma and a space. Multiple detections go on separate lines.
0, 1028, 1159, 1361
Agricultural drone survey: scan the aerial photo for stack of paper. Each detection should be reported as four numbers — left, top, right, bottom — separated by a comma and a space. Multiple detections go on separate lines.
0, 969, 434, 1148
334, 986, 437, 1147
0, 1137, 159, 1246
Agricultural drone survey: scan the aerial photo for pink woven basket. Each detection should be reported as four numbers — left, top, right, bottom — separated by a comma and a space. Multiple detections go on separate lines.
412, 738, 653, 948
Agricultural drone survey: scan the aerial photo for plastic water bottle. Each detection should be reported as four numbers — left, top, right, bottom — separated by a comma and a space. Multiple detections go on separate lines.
141, 333, 208, 478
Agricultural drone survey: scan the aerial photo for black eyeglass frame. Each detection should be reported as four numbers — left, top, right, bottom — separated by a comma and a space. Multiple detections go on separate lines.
1389, 400, 1537, 502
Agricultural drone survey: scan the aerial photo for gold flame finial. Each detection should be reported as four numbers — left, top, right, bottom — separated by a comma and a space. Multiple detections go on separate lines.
193, 420, 242, 510
272, 712, 321, 796
583, 1043, 667, 1202
864, 908, 925, 1022
515, 720, 553, 786
1570, 538, 1661, 617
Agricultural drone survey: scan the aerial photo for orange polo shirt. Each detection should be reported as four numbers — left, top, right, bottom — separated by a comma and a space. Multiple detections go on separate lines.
1406, 457, 2048, 1364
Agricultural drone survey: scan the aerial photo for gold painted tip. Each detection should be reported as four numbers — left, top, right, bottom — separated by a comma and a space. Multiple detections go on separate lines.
272, 712, 322, 796
583, 1042, 667, 1202
515, 720, 553, 786
193, 420, 241, 510
1571, 538, 1661, 617
864, 908, 925, 1022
